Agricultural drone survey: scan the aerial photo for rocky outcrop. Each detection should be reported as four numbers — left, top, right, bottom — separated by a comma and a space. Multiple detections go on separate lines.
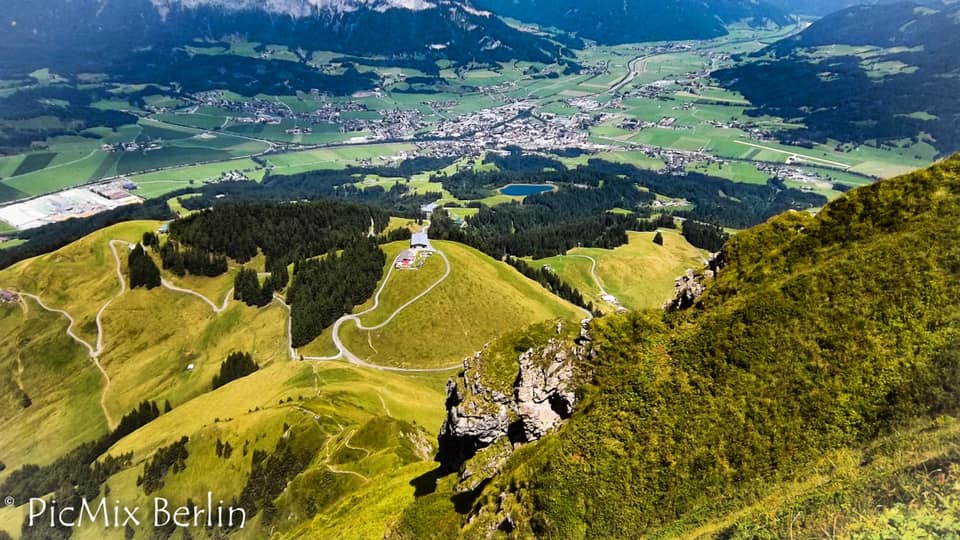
514, 338, 578, 441
435, 321, 590, 480
664, 268, 710, 310
663, 252, 725, 311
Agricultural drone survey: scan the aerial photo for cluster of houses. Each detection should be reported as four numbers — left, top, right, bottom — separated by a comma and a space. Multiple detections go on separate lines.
395, 231, 434, 270
101, 141, 162, 153
0, 290, 19, 304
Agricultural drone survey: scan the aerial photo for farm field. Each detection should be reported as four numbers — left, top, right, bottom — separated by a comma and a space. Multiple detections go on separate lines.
265, 143, 417, 174
0, 23, 940, 215
0, 120, 270, 199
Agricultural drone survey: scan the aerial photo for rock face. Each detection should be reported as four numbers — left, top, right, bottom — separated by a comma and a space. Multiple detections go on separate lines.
514, 339, 578, 441
436, 321, 590, 477
665, 268, 708, 310
664, 252, 725, 311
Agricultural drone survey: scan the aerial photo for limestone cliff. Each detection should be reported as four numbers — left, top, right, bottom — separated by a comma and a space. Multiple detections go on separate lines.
435, 321, 591, 488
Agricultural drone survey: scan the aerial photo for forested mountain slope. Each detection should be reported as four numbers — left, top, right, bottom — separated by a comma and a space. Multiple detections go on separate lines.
767, 0, 904, 16
395, 154, 960, 537
714, 2, 960, 156
471, 0, 790, 44
0, 0, 566, 77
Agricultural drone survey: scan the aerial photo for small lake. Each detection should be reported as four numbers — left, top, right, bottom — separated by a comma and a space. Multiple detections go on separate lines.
499, 184, 553, 197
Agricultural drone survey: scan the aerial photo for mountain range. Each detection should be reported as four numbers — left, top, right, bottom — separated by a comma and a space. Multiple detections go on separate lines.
0, 0, 566, 77
714, 1, 960, 156
471, 0, 791, 44
0, 0, 801, 78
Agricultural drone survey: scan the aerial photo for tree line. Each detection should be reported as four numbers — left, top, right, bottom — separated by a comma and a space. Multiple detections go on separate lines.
128, 243, 161, 289
138, 436, 189, 495
636, 214, 677, 231
3, 399, 175, 538
169, 200, 391, 269
505, 256, 599, 315
157, 239, 228, 278
681, 220, 730, 252
286, 238, 386, 348
234, 268, 276, 308
234, 428, 313, 526
212, 351, 260, 390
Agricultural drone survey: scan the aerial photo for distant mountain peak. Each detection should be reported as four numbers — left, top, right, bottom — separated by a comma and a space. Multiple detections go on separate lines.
150, 0, 438, 19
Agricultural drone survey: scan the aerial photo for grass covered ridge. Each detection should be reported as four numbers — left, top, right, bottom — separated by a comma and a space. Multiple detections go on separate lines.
393, 154, 960, 537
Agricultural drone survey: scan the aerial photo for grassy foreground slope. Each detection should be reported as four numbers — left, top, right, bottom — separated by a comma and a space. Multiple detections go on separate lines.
395, 154, 960, 538
0, 220, 454, 539
0, 361, 449, 539
314, 240, 585, 369
529, 230, 707, 312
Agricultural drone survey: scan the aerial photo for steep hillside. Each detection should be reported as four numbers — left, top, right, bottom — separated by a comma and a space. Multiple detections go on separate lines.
767, 0, 903, 16
0, 221, 289, 478
471, 0, 790, 44
0, 219, 441, 539
714, 2, 960, 155
0, 208, 587, 538
395, 154, 960, 537
0, 359, 450, 539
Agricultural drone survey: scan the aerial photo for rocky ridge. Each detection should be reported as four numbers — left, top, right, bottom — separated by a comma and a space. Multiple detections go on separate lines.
436, 321, 591, 488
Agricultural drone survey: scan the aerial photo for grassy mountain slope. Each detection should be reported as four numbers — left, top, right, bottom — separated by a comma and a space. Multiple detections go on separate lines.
0, 218, 456, 538
0, 221, 289, 476
310, 240, 585, 369
0, 361, 450, 539
528, 230, 708, 312
0, 298, 107, 473
395, 154, 960, 537
0, 213, 588, 538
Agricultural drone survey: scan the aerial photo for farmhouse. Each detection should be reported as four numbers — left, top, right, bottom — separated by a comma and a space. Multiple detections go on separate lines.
0, 290, 19, 303
395, 249, 418, 270
395, 231, 435, 269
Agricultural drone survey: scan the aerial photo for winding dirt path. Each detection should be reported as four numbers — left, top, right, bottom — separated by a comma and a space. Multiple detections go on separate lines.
8, 233, 457, 432
13, 292, 98, 357
7, 239, 235, 429
303, 249, 462, 373
11, 280, 117, 427
566, 254, 615, 314
160, 279, 233, 313
567, 254, 609, 297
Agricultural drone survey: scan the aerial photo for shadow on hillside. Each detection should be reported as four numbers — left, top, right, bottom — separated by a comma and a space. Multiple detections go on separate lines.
450, 478, 490, 514
410, 466, 445, 496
